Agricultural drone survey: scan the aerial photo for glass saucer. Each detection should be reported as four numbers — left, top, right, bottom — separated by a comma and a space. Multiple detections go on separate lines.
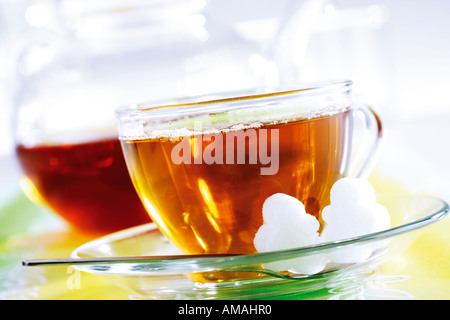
70, 194, 448, 300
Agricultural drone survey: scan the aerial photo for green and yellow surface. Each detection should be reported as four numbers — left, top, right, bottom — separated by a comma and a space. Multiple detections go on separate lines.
0, 171, 449, 300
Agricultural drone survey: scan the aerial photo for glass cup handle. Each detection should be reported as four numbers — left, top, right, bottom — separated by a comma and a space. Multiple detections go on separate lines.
348, 104, 383, 179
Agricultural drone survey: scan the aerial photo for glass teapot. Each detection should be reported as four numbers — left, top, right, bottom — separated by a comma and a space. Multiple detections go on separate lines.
13, 0, 274, 235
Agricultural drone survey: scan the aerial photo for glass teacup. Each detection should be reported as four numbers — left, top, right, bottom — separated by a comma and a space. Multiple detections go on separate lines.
115, 80, 382, 255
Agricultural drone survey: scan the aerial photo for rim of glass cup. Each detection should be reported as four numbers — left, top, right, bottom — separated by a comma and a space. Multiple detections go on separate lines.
115, 80, 354, 141
115, 79, 353, 119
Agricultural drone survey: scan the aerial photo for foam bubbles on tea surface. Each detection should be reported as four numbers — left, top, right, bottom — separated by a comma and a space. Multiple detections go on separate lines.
136, 102, 349, 141
253, 178, 391, 275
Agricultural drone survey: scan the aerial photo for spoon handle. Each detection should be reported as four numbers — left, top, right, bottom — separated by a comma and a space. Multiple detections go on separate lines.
22, 254, 241, 266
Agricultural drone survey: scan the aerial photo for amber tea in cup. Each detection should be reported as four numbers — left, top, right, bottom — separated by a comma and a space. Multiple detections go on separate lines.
116, 81, 382, 254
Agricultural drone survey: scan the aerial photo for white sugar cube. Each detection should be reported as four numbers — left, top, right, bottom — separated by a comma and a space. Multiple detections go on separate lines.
329, 177, 376, 207
254, 193, 328, 275
253, 178, 391, 274
320, 178, 391, 263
